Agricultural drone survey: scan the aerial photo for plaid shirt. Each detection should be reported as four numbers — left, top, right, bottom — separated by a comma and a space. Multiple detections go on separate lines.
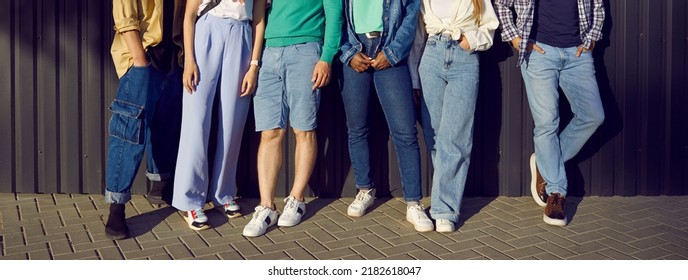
494, 0, 605, 66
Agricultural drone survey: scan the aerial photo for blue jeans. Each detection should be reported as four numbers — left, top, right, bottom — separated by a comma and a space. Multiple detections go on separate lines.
340, 34, 422, 201
521, 42, 605, 196
105, 65, 182, 204
253, 42, 322, 131
419, 35, 479, 223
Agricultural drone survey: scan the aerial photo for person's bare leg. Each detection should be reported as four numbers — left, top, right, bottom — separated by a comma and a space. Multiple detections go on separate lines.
289, 128, 317, 200
257, 129, 286, 208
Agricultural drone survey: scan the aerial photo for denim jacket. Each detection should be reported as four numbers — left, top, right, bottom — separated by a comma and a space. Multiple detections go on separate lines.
339, 0, 421, 66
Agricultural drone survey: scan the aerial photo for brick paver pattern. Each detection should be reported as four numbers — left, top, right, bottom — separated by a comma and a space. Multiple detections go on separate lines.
0, 194, 686, 260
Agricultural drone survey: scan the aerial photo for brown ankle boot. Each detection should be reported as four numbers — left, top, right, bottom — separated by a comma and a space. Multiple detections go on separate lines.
105, 203, 129, 240
146, 180, 168, 205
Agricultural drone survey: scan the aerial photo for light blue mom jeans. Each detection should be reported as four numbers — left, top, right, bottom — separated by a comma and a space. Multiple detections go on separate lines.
419, 35, 479, 223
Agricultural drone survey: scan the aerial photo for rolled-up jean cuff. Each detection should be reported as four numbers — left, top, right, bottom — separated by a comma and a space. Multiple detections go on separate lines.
404, 196, 423, 203
105, 190, 132, 204
145, 172, 170, 182
430, 212, 459, 224
356, 184, 374, 189
547, 185, 567, 197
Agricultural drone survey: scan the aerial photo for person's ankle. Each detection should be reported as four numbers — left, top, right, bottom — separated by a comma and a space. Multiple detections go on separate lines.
406, 201, 419, 208
260, 203, 276, 210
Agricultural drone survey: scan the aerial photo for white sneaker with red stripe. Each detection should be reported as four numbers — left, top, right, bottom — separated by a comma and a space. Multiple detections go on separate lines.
185, 209, 210, 231
224, 200, 241, 218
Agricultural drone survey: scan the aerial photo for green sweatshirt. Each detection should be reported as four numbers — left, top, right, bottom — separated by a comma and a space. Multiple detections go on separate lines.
265, 0, 343, 64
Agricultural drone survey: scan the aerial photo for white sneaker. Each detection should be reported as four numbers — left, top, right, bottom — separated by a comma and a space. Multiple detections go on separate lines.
242, 205, 278, 237
184, 209, 210, 231
435, 219, 456, 233
223, 200, 241, 219
277, 196, 306, 227
347, 188, 375, 217
406, 203, 434, 232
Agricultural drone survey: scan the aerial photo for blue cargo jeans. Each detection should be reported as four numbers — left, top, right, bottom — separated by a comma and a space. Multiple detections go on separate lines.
105, 64, 182, 204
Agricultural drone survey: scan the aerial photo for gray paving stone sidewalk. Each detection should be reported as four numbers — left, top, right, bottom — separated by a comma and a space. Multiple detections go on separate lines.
0, 193, 686, 260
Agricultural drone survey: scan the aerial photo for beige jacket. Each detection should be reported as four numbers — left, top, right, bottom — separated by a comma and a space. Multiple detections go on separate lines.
111, 0, 185, 77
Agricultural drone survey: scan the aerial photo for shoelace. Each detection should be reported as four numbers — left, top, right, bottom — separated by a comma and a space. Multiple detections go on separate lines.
409, 204, 428, 219
251, 206, 269, 222
549, 194, 563, 207
355, 190, 370, 202
556, 196, 565, 208
283, 197, 299, 213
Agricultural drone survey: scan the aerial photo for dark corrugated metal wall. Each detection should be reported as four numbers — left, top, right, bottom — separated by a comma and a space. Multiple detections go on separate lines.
1, 0, 686, 197
1, 0, 115, 195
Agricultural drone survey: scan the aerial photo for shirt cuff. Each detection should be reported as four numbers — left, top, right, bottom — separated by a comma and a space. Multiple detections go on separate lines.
113, 18, 140, 33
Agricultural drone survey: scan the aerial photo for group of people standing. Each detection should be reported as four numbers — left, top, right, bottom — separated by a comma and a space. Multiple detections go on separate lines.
104, 0, 606, 240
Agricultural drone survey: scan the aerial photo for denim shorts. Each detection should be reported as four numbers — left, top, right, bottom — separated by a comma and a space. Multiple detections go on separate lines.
253, 42, 322, 131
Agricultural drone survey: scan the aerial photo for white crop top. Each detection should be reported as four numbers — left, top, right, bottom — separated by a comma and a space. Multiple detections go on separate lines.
198, 0, 253, 21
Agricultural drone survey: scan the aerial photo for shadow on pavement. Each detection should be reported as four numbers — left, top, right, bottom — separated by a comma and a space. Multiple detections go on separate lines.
125, 206, 177, 238
456, 197, 497, 230
565, 196, 583, 225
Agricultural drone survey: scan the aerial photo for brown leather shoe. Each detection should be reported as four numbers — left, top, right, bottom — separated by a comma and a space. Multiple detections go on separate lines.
543, 193, 567, 227
530, 153, 547, 206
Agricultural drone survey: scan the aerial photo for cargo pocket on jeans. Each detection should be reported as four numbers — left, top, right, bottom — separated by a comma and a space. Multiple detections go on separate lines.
108, 99, 144, 144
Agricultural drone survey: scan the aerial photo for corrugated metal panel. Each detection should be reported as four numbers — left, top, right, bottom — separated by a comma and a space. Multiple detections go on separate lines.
1, 0, 14, 193
0, 0, 686, 197
667, 0, 688, 195
81, 0, 109, 195
37, 0, 59, 195
15, 0, 37, 194
58, 0, 82, 194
